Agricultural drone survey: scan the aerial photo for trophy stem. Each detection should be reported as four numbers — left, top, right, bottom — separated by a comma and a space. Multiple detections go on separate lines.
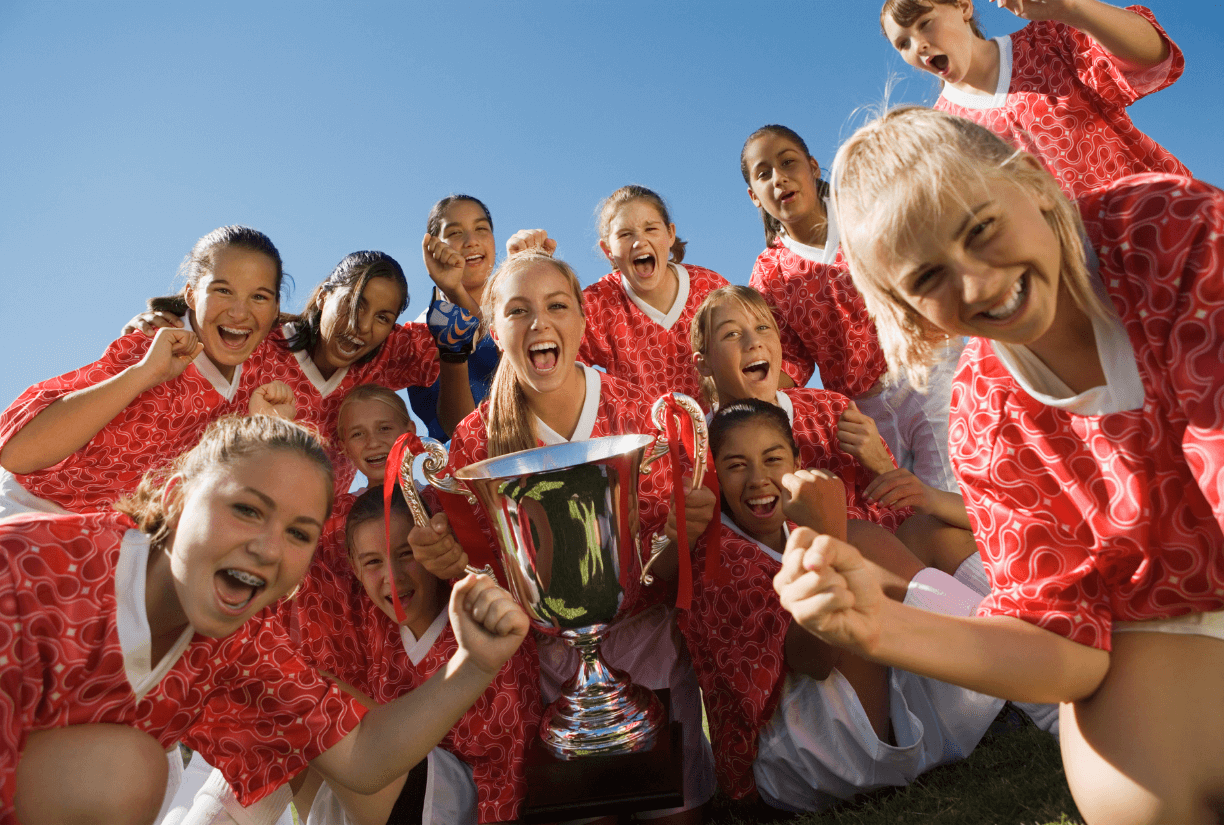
538, 626, 665, 760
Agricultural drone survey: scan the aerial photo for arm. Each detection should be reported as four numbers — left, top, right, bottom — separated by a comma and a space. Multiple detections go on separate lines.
1000, 0, 1168, 66
657, 483, 717, 582
864, 469, 972, 530
422, 235, 480, 314
436, 362, 477, 438
837, 401, 895, 477
0, 328, 201, 474
505, 229, 557, 257
774, 528, 1110, 704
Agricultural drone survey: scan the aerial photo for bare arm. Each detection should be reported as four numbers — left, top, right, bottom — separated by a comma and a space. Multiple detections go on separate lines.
435, 361, 477, 438
864, 469, 972, 530
1000, 0, 1169, 66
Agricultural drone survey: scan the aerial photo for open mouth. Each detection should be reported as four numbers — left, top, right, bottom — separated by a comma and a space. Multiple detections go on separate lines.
529, 341, 559, 372
742, 359, 771, 382
745, 495, 779, 518
363, 452, 388, 471
214, 568, 267, 615
217, 325, 253, 350
336, 334, 366, 358
389, 588, 415, 610
632, 254, 657, 279
778, 190, 797, 205
926, 54, 949, 75
979, 273, 1028, 322
465, 254, 485, 268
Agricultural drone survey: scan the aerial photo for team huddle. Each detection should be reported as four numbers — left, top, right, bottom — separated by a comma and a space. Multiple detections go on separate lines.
2, 2, 1221, 824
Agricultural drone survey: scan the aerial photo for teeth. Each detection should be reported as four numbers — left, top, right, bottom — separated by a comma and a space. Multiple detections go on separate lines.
366, 454, 387, 464
634, 256, 652, 263
744, 360, 768, 371
529, 342, 557, 352
225, 569, 265, 587
747, 496, 777, 507
219, 326, 250, 335
465, 255, 482, 262
983, 277, 1024, 320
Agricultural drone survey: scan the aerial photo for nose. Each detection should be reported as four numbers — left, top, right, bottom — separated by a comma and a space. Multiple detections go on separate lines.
354, 307, 373, 335
246, 528, 284, 567
954, 258, 1007, 308
391, 555, 415, 589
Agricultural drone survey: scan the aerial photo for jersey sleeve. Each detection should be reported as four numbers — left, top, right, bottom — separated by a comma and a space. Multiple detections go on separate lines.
371, 323, 442, 391
577, 281, 616, 372
750, 253, 816, 387
1062, 6, 1184, 107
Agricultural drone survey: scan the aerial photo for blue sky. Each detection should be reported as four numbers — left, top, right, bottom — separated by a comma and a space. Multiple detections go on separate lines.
2, 1, 1220, 421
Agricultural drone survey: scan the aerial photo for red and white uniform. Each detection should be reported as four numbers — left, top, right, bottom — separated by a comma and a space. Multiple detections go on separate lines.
248, 323, 440, 494
936, 6, 1189, 200
579, 263, 729, 408
779, 388, 909, 531
0, 512, 366, 821
0, 333, 256, 517
954, 175, 1224, 651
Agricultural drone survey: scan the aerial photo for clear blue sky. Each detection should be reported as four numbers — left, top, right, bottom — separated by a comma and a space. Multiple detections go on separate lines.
2, 1, 1220, 418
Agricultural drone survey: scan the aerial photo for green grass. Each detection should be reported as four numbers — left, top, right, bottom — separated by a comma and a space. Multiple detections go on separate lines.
705, 721, 1083, 825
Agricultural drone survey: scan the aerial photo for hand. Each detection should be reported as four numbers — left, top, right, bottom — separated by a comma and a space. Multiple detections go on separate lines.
774, 527, 885, 656
450, 572, 529, 676
123, 310, 184, 337
995, 0, 1068, 22
135, 327, 202, 388
837, 401, 895, 477
781, 469, 848, 542
664, 479, 716, 551
864, 467, 932, 513
249, 380, 296, 419
422, 233, 472, 306
505, 229, 557, 257
409, 512, 469, 580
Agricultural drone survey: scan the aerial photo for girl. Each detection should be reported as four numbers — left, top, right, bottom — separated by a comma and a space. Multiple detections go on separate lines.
508, 185, 730, 408
1, 414, 528, 825
409, 250, 717, 824
410, 194, 502, 441
881, 0, 1189, 198
0, 226, 285, 518
741, 125, 963, 495
777, 106, 1224, 823
686, 400, 1001, 810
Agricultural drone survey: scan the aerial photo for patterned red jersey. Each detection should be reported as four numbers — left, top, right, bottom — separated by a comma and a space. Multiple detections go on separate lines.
936, 6, 1189, 200
0, 512, 366, 820
749, 248, 885, 395
0, 334, 256, 513
247, 324, 439, 494
955, 175, 1224, 650
579, 264, 729, 408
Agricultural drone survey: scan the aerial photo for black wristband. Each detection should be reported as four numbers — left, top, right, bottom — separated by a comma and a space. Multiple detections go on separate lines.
439, 350, 471, 364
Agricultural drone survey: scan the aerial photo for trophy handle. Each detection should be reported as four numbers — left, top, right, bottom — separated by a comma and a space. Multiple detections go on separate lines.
397, 438, 493, 579
640, 393, 709, 586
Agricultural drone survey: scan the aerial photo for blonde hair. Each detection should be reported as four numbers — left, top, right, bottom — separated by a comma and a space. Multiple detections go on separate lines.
480, 251, 586, 457
116, 415, 335, 551
830, 106, 1109, 388
690, 285, 781, 408
336, 383, 412, 437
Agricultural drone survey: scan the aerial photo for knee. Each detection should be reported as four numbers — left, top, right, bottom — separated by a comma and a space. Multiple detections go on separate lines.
16, 724, 169, 825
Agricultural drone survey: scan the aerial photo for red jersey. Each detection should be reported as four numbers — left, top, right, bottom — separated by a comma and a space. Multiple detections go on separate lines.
935, 6, 1189, 200
954, 175, 1224, 650
579, 264, 729, 407
749, 246, 885, 395
0, 512, 366, 819
0, 334, 255, 513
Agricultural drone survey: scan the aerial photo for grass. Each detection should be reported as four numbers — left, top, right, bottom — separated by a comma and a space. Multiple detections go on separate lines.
705, 716, 1083, 825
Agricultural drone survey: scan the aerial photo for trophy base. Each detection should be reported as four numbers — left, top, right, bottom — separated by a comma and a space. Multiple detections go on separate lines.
522, 692, 684, 823
539, 674, 665, 759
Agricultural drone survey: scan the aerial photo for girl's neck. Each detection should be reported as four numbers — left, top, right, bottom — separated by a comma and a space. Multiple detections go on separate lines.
733, 514, 786, 555
525, 365, 588, 441
782, 207, 828, 249
144, 539, 190, 667
310, 342, 339, 380
632, 262, 680, 315
951, 37, 1002, 96
190, 310, 236, 382
1025, 283, 1105, 393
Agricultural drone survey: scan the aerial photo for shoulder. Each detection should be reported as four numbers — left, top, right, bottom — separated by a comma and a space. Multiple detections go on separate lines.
681, 263, 729, 290
0, 511, 133, 570
785, 387, 849, 415
583, 273, 624, 304
596, 371, 655, 422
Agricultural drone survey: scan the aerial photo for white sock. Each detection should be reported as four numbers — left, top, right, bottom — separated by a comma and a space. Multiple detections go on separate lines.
952, 551, 991, 597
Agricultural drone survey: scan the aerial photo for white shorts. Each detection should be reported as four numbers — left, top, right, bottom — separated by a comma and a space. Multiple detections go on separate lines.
305, 747, 477, 825
0, 469, 67, 521
1114, 608, 1224, 642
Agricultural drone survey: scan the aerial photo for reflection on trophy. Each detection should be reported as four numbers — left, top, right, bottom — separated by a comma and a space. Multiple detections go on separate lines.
397, 393, 707, 761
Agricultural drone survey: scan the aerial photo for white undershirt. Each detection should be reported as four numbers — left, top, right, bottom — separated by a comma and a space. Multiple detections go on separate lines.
183, 313, 243, 402
534, 364, 601, 445
618, 263, 691, 330
400, 609, 449, 666
778, 198, 841, 266
939, 35, 1013, 110
115, 530, 195, 701
283, 322, 349, 397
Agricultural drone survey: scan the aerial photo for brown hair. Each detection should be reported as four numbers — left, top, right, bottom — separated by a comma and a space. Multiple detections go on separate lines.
690, 285, 781, 408
336, 383, 412, 438
830, 106, 1107, 388
116, 415, 335, 552
596, 185, 688, 264
709, 398, 799, 464
344, 485, 415, 562
740, 125, 831, 248
880, 0, 985, 40
426, 194, 494, 236
479, 251, 586, 457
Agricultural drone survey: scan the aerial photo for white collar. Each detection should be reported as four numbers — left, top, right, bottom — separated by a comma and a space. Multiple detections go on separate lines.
721, 514, 788, 565
535, 364, 601, 445
775, 389, 796, 426
283, 322, 349, 397
184, 313, 243, 401
618, 263, 690, 330
400, 609, 449, 665
938, 35, 1012, 110
779, 199, 841, 265
115, 530, 195, 701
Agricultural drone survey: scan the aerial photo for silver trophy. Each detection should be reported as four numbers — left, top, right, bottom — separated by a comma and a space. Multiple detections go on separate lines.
397, 393, 707, 759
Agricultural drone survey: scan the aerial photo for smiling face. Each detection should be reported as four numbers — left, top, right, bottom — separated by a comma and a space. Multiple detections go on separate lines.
438, 199, 497, 298
185, 247, 280, 380
715, 421, 797, 544
599, 199, 679, 306
350, 511, 443, 638
883, 0, 978, 86
859, 174, 1063, 347
314, 276, 405, 379
696, 299, 783, 405
338, 397, 413, 485
165, 449, 330, 639
491, 261, 586, 400
744, 132, 825, 236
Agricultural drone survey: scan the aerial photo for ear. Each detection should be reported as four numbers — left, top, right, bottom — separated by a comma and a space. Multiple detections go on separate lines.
808, 156, 822, 183
960, 0, 974, 22
694, 352, 713, 378
597, 239, 614, 265
747, 186, 762, 209
184, 284, 197, 313
665, 223, 677, 249
160, 474, 186, 532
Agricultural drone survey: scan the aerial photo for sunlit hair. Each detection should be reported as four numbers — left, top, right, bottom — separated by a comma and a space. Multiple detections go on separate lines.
596, 184, 688, 264
344, 485, 415, 563
830, 106, 1107, 389
740, 125, 832, 248
880, 0, 985, 40
690, 285, 781, 408
336, 383, 413, 438
116, 415, 335, 553
709, 398, 799, 465
480, 251, 586, 457
150, 226, 287, 318
426, 194, 494, 237
285, 251, 409, 362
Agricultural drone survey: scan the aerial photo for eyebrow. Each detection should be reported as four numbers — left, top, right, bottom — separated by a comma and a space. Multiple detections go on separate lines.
507, 290, 571, 303
241, 486, 324, 529
899, 200, 993, 285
